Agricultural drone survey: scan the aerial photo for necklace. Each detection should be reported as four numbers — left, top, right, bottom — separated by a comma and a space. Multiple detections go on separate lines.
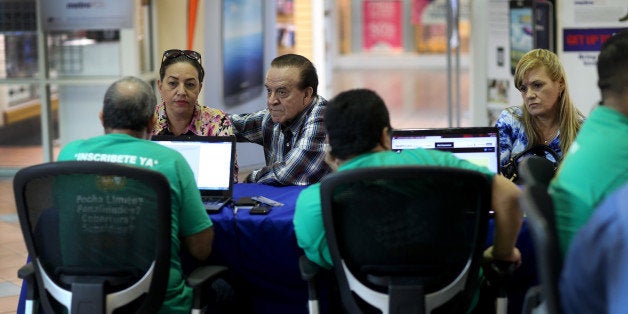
543, 129, 558, 144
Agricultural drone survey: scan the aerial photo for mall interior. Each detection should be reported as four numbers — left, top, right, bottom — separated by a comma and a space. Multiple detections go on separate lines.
0, 1, 474, 311
0, 0, 622, 312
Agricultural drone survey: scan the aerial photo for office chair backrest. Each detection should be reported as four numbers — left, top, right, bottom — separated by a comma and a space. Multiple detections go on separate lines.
320, 166, 491, 314
518, 156, 557, 187
520, 184, 562, 314
14, 161, 171, 314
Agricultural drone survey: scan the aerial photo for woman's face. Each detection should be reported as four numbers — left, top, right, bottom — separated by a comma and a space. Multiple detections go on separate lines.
157, 62, 202, 118
518, 66, 564, 118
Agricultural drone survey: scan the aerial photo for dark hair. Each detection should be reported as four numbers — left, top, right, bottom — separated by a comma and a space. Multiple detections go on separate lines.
159, 53, 205, 83
325, 89, 391, 159
102, 76, 156, 131
270, 54, 318, 96
597, 30, 628, 97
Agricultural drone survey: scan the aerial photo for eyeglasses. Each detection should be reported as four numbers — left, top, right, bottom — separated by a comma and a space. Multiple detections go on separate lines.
161, 49, 202, 64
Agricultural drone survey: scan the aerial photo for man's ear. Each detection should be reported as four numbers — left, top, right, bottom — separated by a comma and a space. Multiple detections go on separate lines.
99, 111, 104, 127
324, 150, 340, 172
145, 116, 156, 139
380, 126, 392, 150
303, 86, 313, 102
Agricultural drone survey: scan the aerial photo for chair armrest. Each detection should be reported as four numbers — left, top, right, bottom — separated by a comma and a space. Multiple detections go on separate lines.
299, 255, 322, 306
18, 263, 37, 299
186, 265, 228, 312
522, 284, 544, 314
186, 265, 228, 289
18, 263, 35, 280
299, 255, 321, 282
483, 260, 516, 289
18, 263, 39, 313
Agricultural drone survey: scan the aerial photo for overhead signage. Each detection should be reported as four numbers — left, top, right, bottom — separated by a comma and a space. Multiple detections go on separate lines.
41, 0, 134, 31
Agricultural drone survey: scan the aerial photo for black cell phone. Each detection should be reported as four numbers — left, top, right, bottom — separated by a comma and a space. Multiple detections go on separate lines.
234, 196, 257, 208
249, 204, 271, 215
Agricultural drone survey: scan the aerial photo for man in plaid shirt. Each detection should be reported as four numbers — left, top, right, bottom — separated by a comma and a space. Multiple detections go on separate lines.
229, 54, 332, 186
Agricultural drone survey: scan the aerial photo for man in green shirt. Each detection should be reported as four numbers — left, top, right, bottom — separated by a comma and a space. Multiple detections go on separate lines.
57, 76, 214, 313
550, 29, 628, 257
294, 88, 522, 271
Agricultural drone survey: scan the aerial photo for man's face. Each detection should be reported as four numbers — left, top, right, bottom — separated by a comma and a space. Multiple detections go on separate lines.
265, 66, 312, 125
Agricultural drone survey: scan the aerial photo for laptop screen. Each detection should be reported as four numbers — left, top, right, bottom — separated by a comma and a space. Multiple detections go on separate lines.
391, 127, 500, 174
151, 135, 236, 194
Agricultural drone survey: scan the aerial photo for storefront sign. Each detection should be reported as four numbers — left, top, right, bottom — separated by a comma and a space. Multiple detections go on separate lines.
41, 0, 134, 31
363, 0, 402, 52
563, 28, 623, 51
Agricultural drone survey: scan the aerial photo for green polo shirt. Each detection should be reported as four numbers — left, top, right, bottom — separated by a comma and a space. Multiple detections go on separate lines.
294, 148, 494, 269
550, 106, 628, 257
58, 133, 212, 313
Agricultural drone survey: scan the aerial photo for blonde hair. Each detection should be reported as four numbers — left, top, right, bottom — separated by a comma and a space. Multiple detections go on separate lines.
513, 49, 584, 154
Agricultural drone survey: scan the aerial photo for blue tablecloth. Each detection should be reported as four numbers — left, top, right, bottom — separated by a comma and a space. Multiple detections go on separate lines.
207, 183, 310, 313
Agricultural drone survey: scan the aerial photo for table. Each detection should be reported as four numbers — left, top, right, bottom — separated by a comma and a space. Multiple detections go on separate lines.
206, 183, 311, 313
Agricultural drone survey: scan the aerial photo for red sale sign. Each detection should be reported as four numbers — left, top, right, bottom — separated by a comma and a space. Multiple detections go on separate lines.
362, 0, 403, 52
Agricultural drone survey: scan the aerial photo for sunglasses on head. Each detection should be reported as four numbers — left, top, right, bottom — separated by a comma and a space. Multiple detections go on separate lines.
162, 49, 202, 63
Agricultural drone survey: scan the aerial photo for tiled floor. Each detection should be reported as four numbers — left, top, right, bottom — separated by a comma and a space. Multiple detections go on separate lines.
0, 177, 25, 314
331, 67, 470, 129
0, 66, 470, 312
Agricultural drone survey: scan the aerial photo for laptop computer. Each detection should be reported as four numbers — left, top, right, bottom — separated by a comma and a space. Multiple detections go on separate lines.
391, 127, 500, 174
151, 135, 236, 212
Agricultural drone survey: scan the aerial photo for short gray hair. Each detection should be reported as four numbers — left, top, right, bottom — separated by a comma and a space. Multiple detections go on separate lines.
102, 76, 156, 131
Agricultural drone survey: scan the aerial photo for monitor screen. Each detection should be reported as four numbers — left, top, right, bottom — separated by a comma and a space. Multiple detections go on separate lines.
391, 127, 500, 174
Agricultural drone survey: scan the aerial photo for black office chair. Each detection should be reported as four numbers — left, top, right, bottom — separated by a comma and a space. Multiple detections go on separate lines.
519, 184, 562, 314
14, 161, 226, 314
315, 166, 491, 314
518, 156, 557, 187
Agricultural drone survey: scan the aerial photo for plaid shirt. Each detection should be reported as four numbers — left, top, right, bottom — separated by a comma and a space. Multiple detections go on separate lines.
229, 95, 332, 186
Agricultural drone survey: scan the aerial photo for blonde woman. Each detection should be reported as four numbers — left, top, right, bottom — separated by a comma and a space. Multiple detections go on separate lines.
495, 49, 585, 171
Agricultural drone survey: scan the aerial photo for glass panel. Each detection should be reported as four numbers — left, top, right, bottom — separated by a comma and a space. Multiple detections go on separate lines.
0, 30, 60, 168
0, 1, 155, 173
413, 0, 470, 54
48, 31, 122, 78
336, 0, 471, 55
3, 32, 38, 78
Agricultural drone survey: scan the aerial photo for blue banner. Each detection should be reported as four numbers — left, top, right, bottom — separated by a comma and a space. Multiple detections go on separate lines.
563, 28, 627, 52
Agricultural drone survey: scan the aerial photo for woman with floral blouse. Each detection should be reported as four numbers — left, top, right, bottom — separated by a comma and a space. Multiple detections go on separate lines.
153, 49, 238, 179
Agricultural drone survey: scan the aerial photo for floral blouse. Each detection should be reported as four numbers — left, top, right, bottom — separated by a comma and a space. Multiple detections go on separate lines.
153, 101, 239, 181
495, 106, 562, 167
153, 102, 234, 137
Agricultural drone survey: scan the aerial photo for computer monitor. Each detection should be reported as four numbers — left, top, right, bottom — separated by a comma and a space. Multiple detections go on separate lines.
391, 127, 500, 174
